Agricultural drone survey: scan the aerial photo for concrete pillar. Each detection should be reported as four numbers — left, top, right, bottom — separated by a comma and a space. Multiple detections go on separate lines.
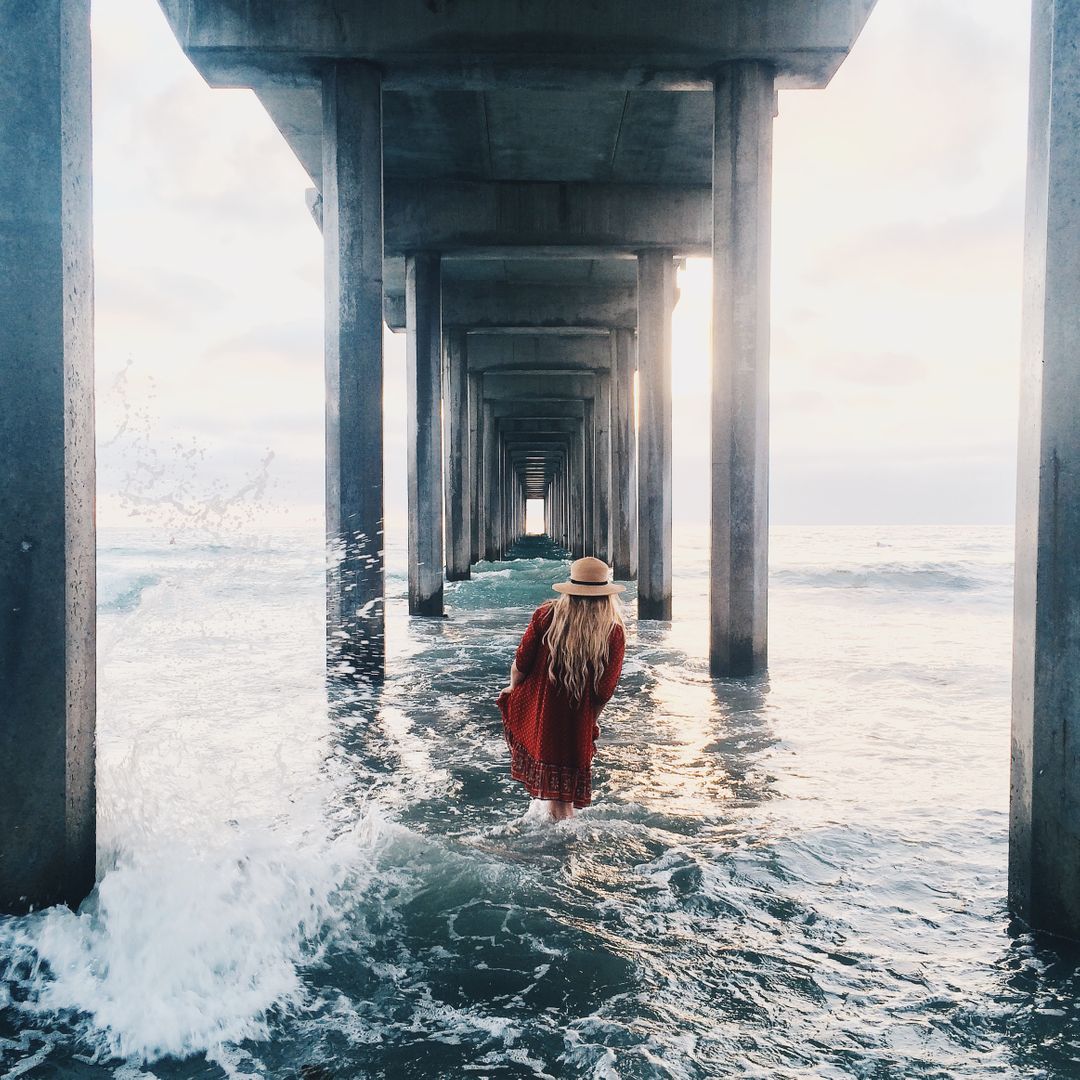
611, 328, 638, 580
496, 430, 504, 557
710, 62, 774, 675
323, 61, 385, 675
593, 371, 613, 564
561, 462, 570, 550
1010, 0, 1080, 940
484, 403, 500, 560
567, 452, 572, 549
505, 449, 513, 547
584, 399, 595, 558
637, 250, 675, 619
506, 449, 514, 544
570, 427, 586, 558
554, 472, 562, 545
0, 0, 95, 914
505, 453, 510, 546
552, 473, 561, 544
406, 253, 445, 615
468, 369, 482, 566
501, 447, 509, 549
444, 330, 471, 580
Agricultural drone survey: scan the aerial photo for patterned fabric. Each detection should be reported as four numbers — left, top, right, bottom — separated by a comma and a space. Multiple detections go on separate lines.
499, 602, 626, 808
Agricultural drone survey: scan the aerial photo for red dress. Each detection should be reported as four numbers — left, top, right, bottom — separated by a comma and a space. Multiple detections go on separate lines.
499, 602, 626, 808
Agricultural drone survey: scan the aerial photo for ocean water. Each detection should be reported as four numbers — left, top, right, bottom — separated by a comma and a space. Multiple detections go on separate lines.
2, 524, 1079, 1079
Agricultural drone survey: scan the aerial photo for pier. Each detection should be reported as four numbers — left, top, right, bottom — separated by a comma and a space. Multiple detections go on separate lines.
3, 0, 1080, 947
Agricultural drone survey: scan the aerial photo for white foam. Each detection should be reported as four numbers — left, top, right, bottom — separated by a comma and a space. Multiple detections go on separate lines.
1, 812, 392, 1065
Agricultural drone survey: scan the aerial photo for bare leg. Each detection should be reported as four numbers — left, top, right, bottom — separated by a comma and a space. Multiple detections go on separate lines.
551, 800, 576, 821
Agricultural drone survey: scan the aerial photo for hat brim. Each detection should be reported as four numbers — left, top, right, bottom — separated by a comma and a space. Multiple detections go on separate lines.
552, 581, 626, 596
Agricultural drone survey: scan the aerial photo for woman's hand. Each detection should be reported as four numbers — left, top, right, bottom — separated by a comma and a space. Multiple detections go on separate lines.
496, 685, 512, 708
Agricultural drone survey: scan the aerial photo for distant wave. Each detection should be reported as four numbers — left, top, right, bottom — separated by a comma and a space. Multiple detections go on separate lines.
99, 573, 162, 613
772, 562, 1001, 592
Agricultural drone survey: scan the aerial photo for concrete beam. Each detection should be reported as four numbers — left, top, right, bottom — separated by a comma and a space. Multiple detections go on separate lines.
496, 417, 583, 433
384, 182, 711, 256
323, 61, 385, 676
709, 62, 774, 676
482, 370, 599, 402
157, 0, 878, 91
0, 0, 96, 913
465, 333, 612, 372
384, 282, 636, 331
1010, 0, 1080, 941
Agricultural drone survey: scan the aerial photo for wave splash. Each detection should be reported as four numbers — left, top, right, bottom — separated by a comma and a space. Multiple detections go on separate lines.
0, 809, 396, 1066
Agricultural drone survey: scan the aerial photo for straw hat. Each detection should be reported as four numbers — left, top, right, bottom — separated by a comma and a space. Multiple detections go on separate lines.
552, 556, 626, 597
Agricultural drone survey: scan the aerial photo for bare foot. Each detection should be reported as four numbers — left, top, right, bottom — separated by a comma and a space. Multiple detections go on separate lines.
525, 798, 575, 823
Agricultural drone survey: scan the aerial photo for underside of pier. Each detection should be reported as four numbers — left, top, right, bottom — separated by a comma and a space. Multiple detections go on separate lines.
155, 0, 879, 676
4, 1, 901, 912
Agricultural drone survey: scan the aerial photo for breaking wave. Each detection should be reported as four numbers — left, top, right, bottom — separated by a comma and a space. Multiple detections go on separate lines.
772, 560, 1006, 594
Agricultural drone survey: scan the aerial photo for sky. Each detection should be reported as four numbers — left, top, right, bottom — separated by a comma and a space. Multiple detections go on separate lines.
89, 0, 1032, 532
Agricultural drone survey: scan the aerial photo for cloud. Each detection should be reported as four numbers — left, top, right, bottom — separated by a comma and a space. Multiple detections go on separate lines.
206, 321, 322, 370
822, 351, 927, 387
770, 454, 1017, 525
774, 389, 833, 413
779, 0, 1030, 191
807, 187, 1025, 292
96, 265, 232, 332
126, 80, 312, 227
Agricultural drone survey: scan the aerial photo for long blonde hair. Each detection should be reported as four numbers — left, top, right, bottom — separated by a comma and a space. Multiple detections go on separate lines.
542, 593, 624, 702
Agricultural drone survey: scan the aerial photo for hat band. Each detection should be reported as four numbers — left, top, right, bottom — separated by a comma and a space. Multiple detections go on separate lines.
570, 578, 608, 586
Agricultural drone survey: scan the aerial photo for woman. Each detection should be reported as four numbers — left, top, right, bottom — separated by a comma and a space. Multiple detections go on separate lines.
497, 557, 626, 821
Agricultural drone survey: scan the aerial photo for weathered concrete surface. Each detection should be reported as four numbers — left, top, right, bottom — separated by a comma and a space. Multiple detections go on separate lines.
482, 400, 501, 559
0, 0, 96, 913
158, 0, 878, 92
488, 412, 582, 553
385, 255, 636, 297
464, 333, 612, 373
710, 63, 774, 676
384, 282, 637, 331
156, 0, 878, 661
610, 328, 638, 580
592, 373, 612, 563
406, 253, 445, 615
383, 182, 711, 256
482, 370, 600, 403
468, 369, 483, 564
444, 329, 471, 581
570, 428, 586, 558
481, 386, 595, 564
1010, 0, 1080, 941
637, 250, 674, 620
323, 61, 385, 674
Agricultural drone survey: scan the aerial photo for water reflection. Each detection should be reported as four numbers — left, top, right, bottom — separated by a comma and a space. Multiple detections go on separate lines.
310, 549, 791, 1075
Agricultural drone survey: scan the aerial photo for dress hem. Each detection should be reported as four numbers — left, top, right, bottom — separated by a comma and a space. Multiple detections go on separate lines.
501, 716, 592, 808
